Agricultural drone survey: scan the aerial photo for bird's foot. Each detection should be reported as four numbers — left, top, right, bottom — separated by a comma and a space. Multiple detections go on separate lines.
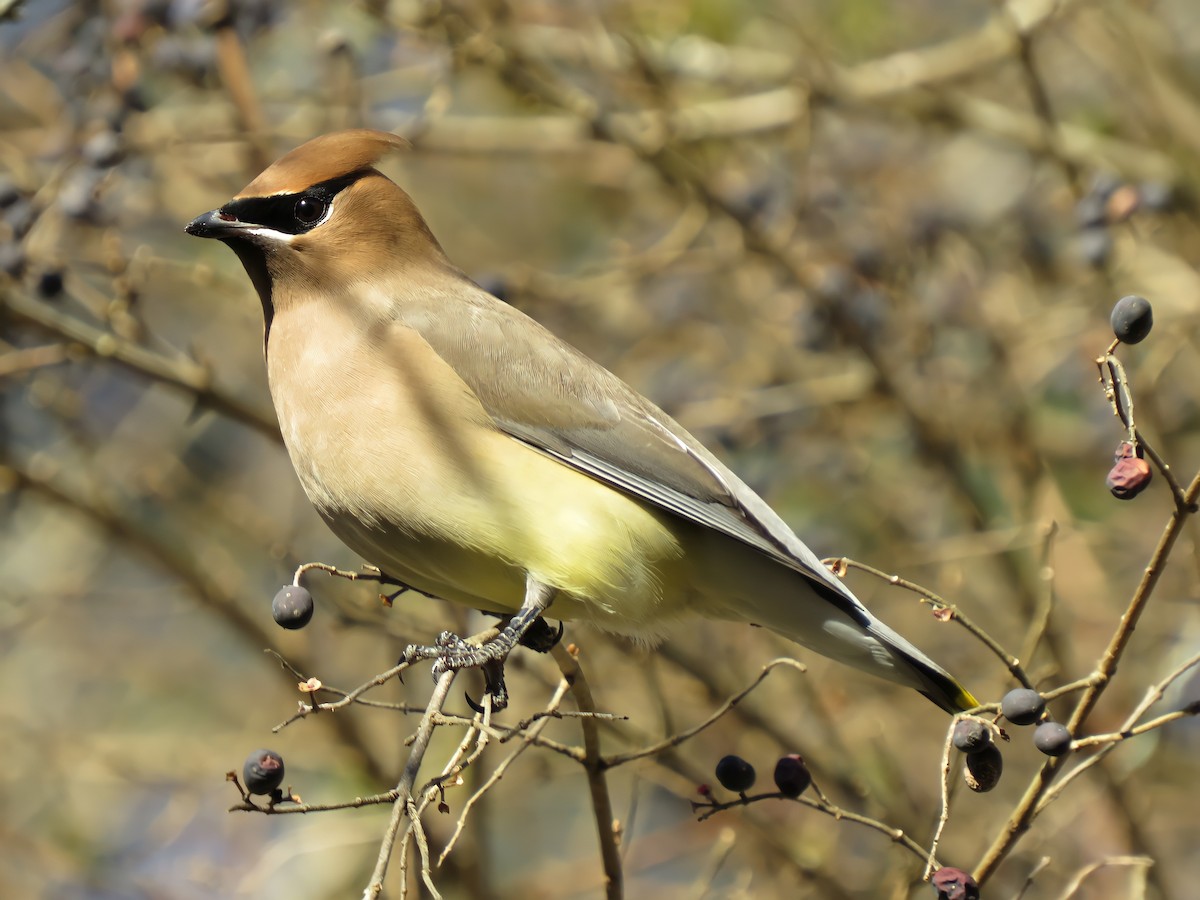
519, 617, 565, 653
399, 620, 532, 712
400, 627, 511, 670
401, 578, 558, 712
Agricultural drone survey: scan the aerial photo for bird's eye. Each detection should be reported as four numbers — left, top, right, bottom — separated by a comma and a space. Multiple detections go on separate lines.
294, 197, 327, 226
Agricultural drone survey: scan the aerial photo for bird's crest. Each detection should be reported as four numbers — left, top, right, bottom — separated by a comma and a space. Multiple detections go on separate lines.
237, 129, 409, 198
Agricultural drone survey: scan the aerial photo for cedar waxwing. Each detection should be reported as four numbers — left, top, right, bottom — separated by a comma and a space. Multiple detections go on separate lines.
185, 129, 976, 713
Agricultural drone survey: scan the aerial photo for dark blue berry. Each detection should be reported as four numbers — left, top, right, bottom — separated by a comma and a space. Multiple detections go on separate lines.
36, 269, 64, 298
242, 749, 285, 795
1110, 295, 1153, 344
1033, 721, 1072, 756
272, 585, 314, 629
773, 754, 810, 798
1001, 688, 1045, 726
714, 755, 756, 793
952, 719, 991, 753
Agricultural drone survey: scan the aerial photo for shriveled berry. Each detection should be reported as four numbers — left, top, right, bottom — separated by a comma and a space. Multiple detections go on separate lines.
242, 748, 285, 795
272, 585, 314, 629
773, 754, 811, 798
714, 755, 756, 793
952, 719, 991, 753
1107, 456, 1152, 500
931, 866, 980, 900
964, 744, 1003, 793
1110, 294, 1153, 344
1033, 721, 1072, 756
1001, 688, 1045, 726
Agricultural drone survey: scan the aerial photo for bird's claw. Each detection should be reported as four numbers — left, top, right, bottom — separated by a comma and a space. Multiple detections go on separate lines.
401, 609, 557, 710
519, 618, 564, 653
464, 659, 510, 712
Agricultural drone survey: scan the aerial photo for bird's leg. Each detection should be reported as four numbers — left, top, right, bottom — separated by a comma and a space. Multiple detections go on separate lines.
402, 576, 558, 681
477, 609, 564, 652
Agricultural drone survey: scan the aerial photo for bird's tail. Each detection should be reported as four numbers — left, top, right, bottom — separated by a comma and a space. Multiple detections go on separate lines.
760, 578, 979, 714
856, 612, 977, 713
891, 640, 979, 714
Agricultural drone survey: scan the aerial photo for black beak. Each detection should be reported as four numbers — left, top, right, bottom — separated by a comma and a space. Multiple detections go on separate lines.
185, 208, 247, 239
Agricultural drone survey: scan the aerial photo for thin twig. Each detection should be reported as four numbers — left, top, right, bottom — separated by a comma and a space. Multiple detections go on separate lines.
273, 660, 415, 730
362, 668, 457, 899
1020, 522, 1059, 669
0, 341, 67, 376
1034, 652, 1200, 811
827, 557, 1032, 690
974, 471, 1200, 884
230, 789, 400, 814
1058, 855, 1154, 900
439, 677, 572, 862
552, 643, 623, 900
1097, 352, 1190, 509
604, 657, 807, 767
1, 287, 278, 440
693, 791, 936, 866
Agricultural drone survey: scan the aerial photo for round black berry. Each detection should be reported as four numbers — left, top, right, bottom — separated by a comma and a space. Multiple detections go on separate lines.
1001, 688, 1045, 726
773, 754, 811, 798
952, 719, 991, 753
1033, 721, 1072, 757
36, 269, 64, 298
1110, 295, 1153, 344
714, 755, 756, 794
242, 748, 285, 795
963, 744, 1003, 793
272, 585, 314, 630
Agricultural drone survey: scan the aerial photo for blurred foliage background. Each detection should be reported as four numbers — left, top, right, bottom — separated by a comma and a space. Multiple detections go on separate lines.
3, 0, 1200, 897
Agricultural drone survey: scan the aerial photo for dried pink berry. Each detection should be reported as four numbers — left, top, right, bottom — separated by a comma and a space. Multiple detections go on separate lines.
1107, 456, 1152, 499
931, 866, 980, 900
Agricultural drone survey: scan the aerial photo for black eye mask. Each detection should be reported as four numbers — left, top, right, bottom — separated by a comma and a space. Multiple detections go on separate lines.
219, 172, 362, 235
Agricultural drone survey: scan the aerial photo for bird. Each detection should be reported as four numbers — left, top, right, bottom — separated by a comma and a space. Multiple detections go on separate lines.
185, 129, 977, 713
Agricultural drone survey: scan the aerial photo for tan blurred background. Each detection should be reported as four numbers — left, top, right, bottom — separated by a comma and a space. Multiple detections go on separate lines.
3, 0, 1200, 897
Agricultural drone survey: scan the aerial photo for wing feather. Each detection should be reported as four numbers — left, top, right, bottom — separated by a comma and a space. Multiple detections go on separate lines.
392, 281, 868, 622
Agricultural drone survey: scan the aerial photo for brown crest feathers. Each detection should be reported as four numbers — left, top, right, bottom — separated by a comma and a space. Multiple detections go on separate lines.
236, 130, 409, 198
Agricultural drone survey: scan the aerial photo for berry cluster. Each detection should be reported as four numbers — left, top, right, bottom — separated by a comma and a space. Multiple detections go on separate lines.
704, 752, 812, 800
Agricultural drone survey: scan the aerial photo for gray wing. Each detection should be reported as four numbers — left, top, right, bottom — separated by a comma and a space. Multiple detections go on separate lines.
394, 280, 869, 622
